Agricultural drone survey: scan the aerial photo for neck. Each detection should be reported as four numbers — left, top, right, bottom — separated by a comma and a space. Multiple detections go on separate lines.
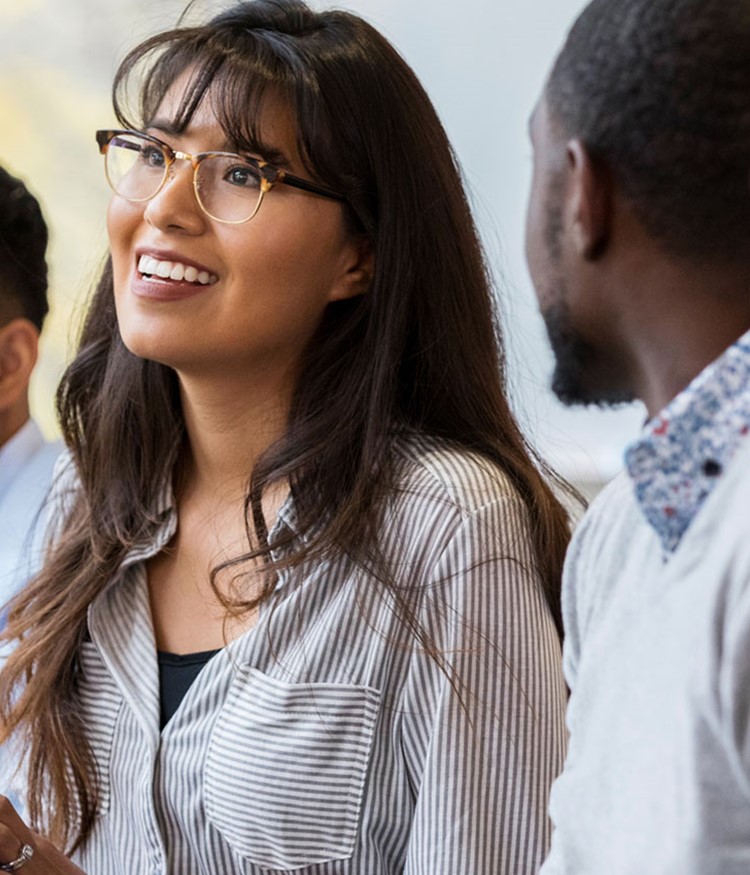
177, 368, 293, 503
612, 253, 750, 418
0, 399, 30, 449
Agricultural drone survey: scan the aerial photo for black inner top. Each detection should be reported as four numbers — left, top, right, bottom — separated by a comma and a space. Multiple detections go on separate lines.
157, 648, 221, 730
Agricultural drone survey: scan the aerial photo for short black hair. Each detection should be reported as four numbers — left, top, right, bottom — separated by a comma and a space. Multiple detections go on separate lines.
547, 0, 750, 263
0, 165, 49, 331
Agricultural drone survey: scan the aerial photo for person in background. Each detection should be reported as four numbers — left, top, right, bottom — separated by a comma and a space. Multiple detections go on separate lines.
525, 0, 750, 872
0, 166, 62, 627
0, 1, 571, 872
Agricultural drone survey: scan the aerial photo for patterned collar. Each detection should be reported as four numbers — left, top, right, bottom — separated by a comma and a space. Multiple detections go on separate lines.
625, 328, 750, 554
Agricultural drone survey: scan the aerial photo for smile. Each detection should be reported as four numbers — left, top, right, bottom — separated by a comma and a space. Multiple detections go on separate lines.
137, 254, 218, 286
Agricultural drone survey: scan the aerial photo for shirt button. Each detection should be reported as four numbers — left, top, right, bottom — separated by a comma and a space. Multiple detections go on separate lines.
702, 459, 722, 477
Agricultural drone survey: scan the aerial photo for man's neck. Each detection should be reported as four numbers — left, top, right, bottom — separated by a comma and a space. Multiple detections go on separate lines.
0, 399, 30, 449
613, 256, 750, 417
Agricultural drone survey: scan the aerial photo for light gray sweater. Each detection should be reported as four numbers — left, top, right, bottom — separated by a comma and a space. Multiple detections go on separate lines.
541, 437, 750, 875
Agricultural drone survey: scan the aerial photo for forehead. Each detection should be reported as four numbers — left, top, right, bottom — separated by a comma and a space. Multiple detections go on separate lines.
149, 69, 301, 166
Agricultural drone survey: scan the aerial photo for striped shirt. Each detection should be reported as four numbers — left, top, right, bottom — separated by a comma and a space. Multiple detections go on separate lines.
37, 433, 567, 874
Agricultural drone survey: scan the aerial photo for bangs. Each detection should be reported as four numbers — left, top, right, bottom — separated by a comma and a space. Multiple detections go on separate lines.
112, 26, 320, 176
109, 10, 373, 234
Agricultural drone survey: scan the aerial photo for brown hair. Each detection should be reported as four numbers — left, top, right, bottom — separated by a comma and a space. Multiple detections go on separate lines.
0, 0, 574, 852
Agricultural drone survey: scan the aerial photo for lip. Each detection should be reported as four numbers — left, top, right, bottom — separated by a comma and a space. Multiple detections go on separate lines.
132, 247, 219, 302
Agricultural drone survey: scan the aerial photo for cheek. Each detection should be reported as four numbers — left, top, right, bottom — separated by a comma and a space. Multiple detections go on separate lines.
107, 198, 140, 282
106, 198, 146, 354
247, 211, 347, 305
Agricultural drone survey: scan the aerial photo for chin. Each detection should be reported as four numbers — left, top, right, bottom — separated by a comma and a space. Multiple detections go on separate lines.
543, 301, 635, 408
114, 299, 189, 368
551, 363, 636, 408
117, 323, 182, 369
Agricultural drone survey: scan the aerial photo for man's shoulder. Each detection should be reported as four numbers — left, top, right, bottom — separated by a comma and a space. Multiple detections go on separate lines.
21, 436, 64, 488
560, 471, 654, 680
0, 434, 63, 524
569, 471, 645, 566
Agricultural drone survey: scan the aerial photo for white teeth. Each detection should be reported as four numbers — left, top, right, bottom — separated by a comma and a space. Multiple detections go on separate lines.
137, 255, 157, 275
137, 255, 217, 286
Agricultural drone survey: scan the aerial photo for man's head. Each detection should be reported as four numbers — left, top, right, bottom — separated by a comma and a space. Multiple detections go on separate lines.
526, 0, 750, 407
0, 165, 49, 443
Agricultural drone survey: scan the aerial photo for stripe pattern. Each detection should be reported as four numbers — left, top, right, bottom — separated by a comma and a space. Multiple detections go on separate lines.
51, 433, 567, 875
204, 668, 382, 867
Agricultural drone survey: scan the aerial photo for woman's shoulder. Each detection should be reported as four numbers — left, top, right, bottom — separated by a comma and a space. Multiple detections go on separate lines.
389, 430, 521, 521
379, 431, 539, 590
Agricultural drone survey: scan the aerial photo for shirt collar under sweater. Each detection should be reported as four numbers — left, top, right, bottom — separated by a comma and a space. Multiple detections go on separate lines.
624, 327, 750, 554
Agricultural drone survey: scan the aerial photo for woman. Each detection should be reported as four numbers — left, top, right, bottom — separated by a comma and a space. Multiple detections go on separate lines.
0, 1, 570, 872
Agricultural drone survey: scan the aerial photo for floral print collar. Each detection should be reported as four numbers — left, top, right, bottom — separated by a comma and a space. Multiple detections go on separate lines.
624, 329, 750, 554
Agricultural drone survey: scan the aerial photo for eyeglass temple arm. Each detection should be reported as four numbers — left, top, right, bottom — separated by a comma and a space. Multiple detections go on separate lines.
278, 172, 346, 202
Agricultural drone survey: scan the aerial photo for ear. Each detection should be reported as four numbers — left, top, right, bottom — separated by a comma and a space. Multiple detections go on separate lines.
327, 234, 375, 303
566, 139, 612, 260
0, 318, 39, 411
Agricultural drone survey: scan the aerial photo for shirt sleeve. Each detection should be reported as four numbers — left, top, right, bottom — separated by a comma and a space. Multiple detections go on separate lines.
399, 495, 568, 875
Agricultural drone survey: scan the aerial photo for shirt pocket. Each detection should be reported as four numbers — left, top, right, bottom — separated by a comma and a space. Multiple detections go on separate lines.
204, 667, 382, 871
77, 641, 123, 817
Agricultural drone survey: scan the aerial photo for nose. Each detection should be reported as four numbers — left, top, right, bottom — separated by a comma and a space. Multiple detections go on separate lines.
142, 158, 207, 234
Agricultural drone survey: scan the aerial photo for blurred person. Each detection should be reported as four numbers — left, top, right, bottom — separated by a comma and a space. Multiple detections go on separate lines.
0, 166, 61, 627
525, 1, 750, 873
0, 1, 572, 872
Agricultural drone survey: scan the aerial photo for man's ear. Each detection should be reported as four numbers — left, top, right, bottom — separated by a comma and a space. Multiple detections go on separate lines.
328, 235, 375, 302
566, 138, 612, 260
0, 318, 39, 410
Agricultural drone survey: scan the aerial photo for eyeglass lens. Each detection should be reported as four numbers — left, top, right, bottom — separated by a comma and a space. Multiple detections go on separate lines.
104, 133, 265, 223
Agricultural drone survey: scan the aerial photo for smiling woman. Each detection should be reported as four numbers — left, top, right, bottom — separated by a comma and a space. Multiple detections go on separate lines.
0, 2, 572, 873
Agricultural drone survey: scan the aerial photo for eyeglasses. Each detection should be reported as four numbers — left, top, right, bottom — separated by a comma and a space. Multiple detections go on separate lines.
95, 129, 345, 224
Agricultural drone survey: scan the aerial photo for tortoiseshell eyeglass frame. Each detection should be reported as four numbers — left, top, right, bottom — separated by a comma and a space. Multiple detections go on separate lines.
95, 129, 346, 225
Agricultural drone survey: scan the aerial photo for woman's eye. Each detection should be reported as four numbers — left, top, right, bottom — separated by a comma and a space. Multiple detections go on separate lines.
141, 146, 166, 169
225, 165, 260, 188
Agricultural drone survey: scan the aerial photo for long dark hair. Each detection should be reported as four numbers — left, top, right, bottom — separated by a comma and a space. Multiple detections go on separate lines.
0, 0, 573, 852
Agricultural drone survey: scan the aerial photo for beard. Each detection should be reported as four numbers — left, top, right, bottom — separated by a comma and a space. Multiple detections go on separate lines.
542, 298, 636, 407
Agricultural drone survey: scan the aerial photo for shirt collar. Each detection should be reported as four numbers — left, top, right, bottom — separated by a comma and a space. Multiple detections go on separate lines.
118, 453, 302, 573
0, 418, 45, 498
625, 327, 750, 554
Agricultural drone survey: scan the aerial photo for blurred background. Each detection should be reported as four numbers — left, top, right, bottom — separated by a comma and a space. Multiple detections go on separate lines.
0, 0, 645, 495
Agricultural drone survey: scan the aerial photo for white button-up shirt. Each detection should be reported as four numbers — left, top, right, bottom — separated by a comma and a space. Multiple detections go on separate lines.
541, 344, 750, 875
0, 418, 62, 618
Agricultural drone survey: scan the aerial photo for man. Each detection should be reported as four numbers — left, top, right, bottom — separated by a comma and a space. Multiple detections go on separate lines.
526, 1, 750, 873
0, 166, 61, 623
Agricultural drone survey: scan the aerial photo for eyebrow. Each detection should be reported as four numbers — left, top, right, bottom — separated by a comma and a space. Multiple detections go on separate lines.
252, 144, 293, 171
145, 117, 294, 170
